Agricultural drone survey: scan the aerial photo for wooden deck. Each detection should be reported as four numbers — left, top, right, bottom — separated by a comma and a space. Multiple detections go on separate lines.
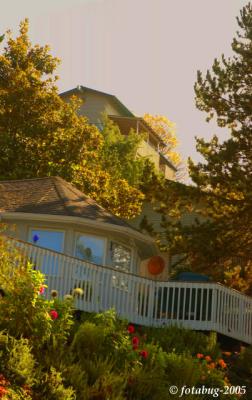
7, 237, 252, 344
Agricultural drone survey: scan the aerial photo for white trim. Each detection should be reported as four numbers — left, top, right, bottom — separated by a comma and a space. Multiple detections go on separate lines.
0, 212, 154, 245
74, 231, 107, 266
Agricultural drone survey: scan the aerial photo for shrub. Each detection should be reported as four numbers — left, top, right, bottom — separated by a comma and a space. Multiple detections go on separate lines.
0, 237, 52, 344
71, 321, 106, 361
143, 325, 220, 358
71, 310, 133, 369
228, 346, 252, 400
6, 337, 36, 387
37, 367, 76, 400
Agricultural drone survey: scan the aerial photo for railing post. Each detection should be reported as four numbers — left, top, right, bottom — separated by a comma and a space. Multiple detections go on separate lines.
210, 285, 218, 332
147, 281, 155, 326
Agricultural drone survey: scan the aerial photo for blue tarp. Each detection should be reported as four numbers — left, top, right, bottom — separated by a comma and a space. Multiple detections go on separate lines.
174, 272, 211, 282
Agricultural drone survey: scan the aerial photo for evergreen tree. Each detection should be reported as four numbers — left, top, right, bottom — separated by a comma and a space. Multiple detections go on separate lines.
152, 3, 252, 292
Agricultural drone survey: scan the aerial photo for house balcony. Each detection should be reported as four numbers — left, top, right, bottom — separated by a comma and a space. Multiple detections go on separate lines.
7, 236, 252, 345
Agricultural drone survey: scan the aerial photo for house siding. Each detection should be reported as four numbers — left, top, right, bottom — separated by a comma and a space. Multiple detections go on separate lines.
137, 141, 160, 170
62, 91, 124, 126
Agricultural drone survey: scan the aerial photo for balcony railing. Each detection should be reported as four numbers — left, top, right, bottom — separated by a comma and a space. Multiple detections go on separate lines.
5, 237, 252, 344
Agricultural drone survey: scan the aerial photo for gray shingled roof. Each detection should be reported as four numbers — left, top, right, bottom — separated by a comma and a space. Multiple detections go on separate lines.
0, 177, 132, 228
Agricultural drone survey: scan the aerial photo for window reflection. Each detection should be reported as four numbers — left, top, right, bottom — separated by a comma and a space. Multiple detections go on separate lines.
110, 242, 132, 290
75, 235, 105, 265
110, 242, 131, 272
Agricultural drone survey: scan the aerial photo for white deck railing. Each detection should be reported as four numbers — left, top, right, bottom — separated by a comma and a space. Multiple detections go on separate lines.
5, 237, 252, 344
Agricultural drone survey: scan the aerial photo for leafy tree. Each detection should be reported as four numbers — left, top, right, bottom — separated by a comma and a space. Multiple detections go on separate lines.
0, 19, 147, 219
148, 3, 252, 291
99, 116, 148, 187
143, 113, 186, 180
143, 114, 179, 162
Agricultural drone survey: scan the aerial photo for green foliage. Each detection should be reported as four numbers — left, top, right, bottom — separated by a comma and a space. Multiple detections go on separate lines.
7, 337, 36, 387
38, 367, 76, 400
100, 116, 148, 187
187, 2, 252, 281
126, 364, 168, 400
70, 310, 133, 370
0, 240, 247, 399
144, 325, 220, 358
146, 3, 252, 290
0, 237, 52, 343
0, 20, 147, 219
228, 346, 252, 400
71, 321, 106, 360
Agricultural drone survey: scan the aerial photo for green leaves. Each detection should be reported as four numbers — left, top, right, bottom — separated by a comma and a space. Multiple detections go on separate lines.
147, 3, 252, 290
0, 20, 147, 219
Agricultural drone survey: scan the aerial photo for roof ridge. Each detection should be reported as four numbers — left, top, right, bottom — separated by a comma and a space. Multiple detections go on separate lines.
61, 180, 137, 230
0, 176, 56, 184
51, 177, 77, 216
50, 177, 116, 220
62, 180, 119, 218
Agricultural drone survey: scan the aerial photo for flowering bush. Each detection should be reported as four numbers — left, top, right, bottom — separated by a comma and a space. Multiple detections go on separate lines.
0, 237, 250, 399
49, 310, 59, 320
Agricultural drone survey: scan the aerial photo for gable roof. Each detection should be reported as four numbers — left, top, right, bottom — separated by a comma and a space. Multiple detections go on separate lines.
60, 86, 134, 118
0, 177, 132, 229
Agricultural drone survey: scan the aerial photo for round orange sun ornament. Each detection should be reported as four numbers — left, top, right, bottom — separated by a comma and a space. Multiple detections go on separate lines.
147, 256, 165, 275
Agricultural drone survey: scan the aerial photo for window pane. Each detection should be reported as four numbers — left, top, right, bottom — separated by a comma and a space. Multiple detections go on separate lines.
75, 235, 105, 265
29, 229, 64, 275
110, 242, 131, 272
110, 242, 132, 291
30, 229, 64, 252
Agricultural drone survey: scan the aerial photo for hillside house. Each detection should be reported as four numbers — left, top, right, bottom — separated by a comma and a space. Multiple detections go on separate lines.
60, 86, 177, 181
0, 177, 252, 344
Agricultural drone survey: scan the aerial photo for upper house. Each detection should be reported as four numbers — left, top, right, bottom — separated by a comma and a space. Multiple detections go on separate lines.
60, 86, 177, 181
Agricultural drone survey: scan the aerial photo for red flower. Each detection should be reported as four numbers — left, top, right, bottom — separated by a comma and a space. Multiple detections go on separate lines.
139, 350, 148, 359
39, 286, 45, 295
132, 336, 140, 347
208, 362, 216, 369
196, 353, 204, 359
205, 355, 212, 362
127, 324, 135, 334
49, 310, 58, 320
0, 386, 8, 396
218, 359, 227, 369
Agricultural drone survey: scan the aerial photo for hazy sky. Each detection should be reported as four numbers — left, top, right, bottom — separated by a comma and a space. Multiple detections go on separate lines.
0, 0, 249, 163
